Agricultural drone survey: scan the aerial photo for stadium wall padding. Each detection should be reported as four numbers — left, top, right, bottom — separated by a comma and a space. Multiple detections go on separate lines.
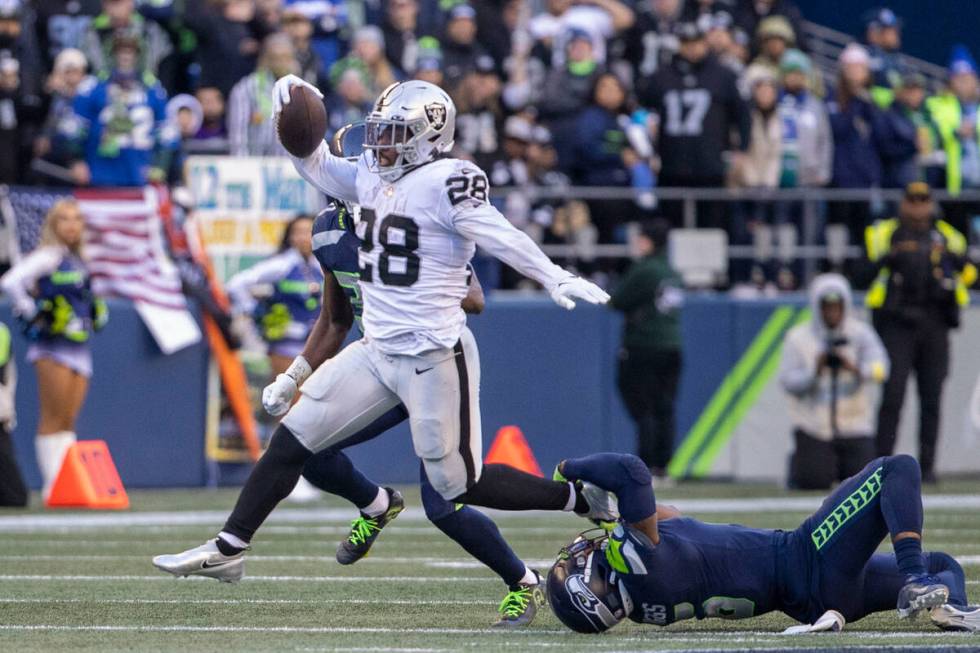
6, 296, 979, 490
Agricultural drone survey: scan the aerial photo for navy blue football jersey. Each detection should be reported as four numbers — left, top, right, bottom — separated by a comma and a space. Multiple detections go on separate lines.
603, 518, 797, 626
311, 201, 364, 330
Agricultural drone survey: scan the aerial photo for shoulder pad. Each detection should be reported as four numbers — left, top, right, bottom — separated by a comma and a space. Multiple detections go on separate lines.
313, 200, 345, 233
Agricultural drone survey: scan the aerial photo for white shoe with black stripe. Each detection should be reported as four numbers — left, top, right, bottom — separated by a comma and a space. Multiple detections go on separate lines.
930, 604, 980, 631
152, 539, 245, 583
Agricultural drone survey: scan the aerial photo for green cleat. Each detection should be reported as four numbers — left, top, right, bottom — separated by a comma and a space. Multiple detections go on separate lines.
492, 571, 547, 628
335, 488, 405, 565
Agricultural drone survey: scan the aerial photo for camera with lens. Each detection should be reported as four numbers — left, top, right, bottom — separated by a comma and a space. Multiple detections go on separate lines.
824, 336, 849, 371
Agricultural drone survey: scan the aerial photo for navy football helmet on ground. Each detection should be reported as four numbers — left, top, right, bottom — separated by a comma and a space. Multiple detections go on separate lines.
546, 530, 632, 633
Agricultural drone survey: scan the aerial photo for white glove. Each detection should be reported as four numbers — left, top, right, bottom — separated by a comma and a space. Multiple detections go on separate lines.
262, 374, 298, 417
549, 276, 610, 310
782, 609, 845, 634
272, 74, 323, 121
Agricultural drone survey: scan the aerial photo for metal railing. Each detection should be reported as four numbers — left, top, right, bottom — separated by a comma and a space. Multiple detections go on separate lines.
489, 185, 980, 283
801, 20, 949, 92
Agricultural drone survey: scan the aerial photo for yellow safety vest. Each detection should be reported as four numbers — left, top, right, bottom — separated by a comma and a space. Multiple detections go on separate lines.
925, 93, 980, 195
864, 217, 977, 308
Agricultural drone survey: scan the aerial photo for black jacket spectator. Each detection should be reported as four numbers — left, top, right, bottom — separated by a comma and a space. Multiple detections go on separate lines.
570, 103, 631, 187
33, 0, 100, 69
441, 4, 492, 87
878, 101, 920, 189
828, 92, 885, 189
621, 0, 683, 80
184, 0, 275, 99
641, 50, 749, 185
452, 62, 504, 171
382, 0, 423, 76
733, 0, 806, 54
827, 43, 886, 189
0, 60, 35, 184
0, 0, 44, 117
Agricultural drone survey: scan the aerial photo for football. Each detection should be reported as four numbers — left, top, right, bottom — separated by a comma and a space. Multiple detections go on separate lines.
276, 85, 327, 158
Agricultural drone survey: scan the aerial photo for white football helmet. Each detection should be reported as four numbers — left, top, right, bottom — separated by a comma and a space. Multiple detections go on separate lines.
363, 81, 456, 182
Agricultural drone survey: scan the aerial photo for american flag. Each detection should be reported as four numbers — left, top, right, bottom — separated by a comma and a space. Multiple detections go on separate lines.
76, 187, 187, 311
2, 186, 199, 352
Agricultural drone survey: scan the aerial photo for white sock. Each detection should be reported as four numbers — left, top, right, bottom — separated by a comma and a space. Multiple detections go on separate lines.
35, 431, 76, 498
217, 531, 249, 551
562, 481, 577, 512
362, 487, 390, 517
519, 565, 538, 586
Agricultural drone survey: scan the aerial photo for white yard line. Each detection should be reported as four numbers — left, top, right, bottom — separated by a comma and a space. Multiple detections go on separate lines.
0, 554, 557, 567
3, 494, 979, 532
0, 624, 972, 640
0, 574, 496, 583
0, 597, 492, 606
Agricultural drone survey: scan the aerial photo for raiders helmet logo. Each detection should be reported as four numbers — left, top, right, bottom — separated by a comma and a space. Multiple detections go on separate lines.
425, 102, 447, 129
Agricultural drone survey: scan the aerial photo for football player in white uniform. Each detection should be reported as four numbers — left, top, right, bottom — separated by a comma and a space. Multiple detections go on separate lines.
152, 79, 614, 611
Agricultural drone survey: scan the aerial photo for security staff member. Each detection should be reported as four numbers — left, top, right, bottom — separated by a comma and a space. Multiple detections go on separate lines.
610, 220, 683, 480
865, 182, 978, 482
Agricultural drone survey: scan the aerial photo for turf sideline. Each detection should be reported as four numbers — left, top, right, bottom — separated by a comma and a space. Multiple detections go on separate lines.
3, 494, 980, 532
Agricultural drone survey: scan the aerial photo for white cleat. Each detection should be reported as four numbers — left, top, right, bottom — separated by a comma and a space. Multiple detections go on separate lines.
930, 604, 980, 632
152, 540, 246, 583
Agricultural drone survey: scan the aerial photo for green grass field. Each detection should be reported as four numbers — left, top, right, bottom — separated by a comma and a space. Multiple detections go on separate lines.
2, 483, 979, 652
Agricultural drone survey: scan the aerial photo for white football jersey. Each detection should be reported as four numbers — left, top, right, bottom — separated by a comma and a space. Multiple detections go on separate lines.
291, 144, 571, 355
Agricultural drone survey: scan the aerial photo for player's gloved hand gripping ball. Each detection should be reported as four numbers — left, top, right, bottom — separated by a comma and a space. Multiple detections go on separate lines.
273, 74, 327, 158
550, 275, 611, 310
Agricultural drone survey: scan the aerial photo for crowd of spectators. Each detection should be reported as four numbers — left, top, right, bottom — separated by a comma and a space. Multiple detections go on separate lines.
3, 0, 980, 289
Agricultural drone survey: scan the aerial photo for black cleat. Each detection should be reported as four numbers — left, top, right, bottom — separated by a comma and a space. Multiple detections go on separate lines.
336, 488, 404, 565
492, 570, 547, 628
897, 574, 949, 619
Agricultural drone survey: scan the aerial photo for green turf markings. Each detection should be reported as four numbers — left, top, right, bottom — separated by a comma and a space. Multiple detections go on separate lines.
670, 306, 810, 478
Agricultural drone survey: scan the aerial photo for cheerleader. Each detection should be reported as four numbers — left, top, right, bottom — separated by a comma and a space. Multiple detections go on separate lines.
0, 199, 107, 498
226, 214, 322, 377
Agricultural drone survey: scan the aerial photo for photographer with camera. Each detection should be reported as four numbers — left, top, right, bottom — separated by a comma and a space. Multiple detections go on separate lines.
865, 182, 978, 483
779, 273, 889, 489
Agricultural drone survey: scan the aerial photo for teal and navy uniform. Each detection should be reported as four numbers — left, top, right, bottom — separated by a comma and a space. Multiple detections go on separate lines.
227, 248, 323, 359
33, 253, 103, 344
311, 200, 363, 329
561, 453, 968, 627
0, 246, 107, 378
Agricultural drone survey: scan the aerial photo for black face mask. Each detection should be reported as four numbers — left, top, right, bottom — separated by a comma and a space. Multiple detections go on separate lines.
0, 34, 16, 49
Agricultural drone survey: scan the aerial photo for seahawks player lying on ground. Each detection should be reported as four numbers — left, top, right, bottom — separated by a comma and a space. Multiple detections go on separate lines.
154, 99, 613, 625
547, 452, 979, 633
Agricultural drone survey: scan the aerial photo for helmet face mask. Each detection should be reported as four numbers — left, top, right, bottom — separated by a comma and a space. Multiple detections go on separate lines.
547, 530, 632, 634
331, 122, 367, 161
363, 81, 456, 182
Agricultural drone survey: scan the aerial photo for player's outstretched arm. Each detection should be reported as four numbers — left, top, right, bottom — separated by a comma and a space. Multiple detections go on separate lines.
450, 192, 609, 310
273, 75, 359, 203
261, 272, 354, 416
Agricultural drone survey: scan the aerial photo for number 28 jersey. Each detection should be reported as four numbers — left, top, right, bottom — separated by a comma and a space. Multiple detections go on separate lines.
293, 146, 571, 355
